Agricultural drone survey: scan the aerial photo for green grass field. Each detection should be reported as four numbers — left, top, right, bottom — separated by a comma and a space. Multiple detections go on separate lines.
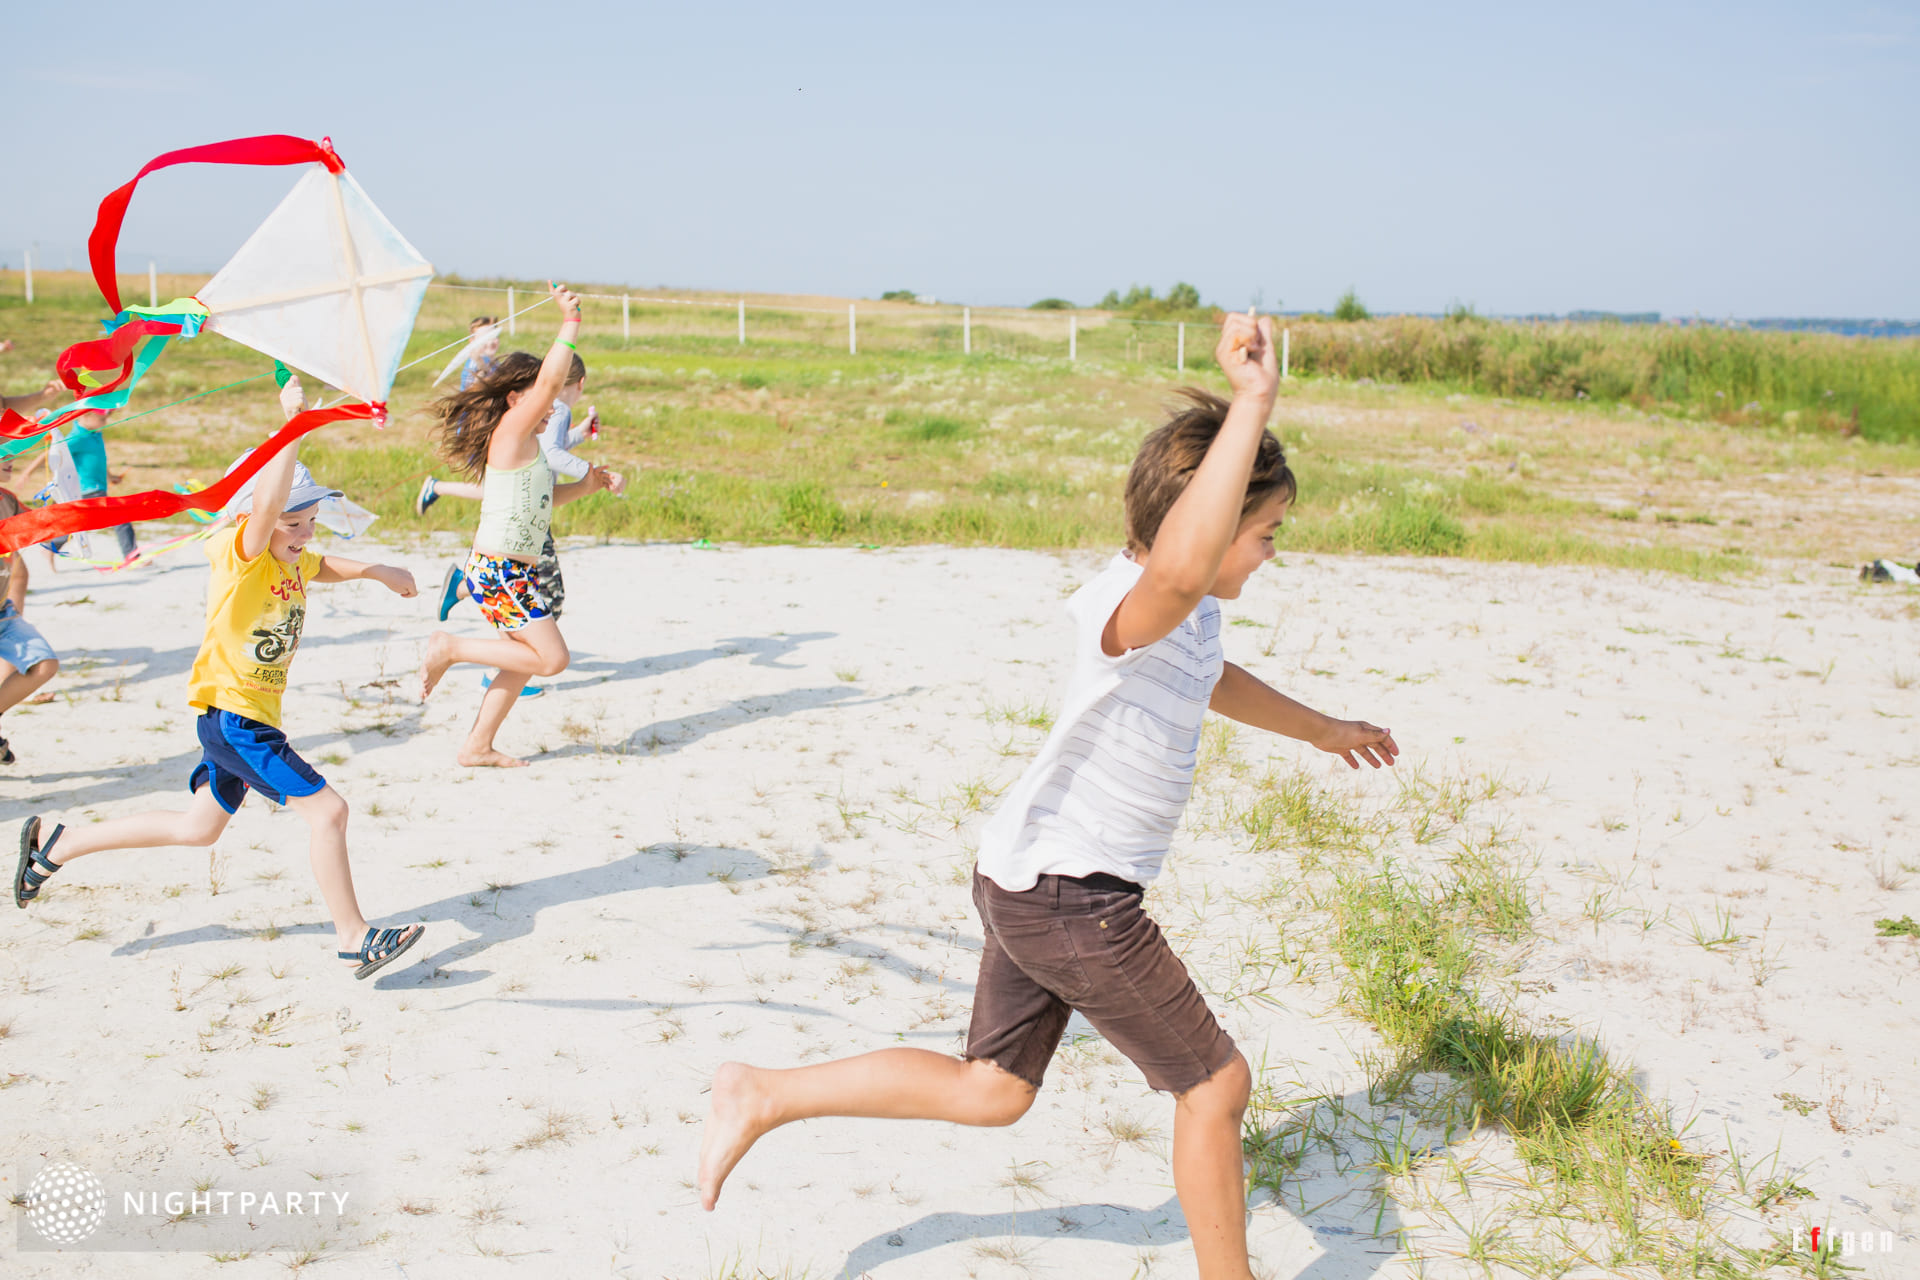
4, 272, 1916, 573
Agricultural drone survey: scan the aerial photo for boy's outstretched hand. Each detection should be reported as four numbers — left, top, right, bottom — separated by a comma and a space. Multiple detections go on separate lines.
368, 565, 418, 598
1214, 311, 1279, 404
1309, 718, 1399, 770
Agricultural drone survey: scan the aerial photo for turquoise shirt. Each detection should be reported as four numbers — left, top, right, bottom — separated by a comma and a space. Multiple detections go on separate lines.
63, 425, 110, 494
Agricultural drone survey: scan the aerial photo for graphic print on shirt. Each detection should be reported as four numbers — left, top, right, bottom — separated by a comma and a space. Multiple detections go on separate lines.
250, 603, 305, 664
229, 561, 308, 700
502, 490, 551, 557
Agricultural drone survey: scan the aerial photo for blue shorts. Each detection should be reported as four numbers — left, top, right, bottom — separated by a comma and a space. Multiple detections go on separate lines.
0, 602, 56, 674
190, 709, 327, 814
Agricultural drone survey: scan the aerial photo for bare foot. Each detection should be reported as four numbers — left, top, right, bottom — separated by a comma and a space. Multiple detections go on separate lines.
457, 747, 528, 769
420, 632, 455, 700
699, 1062, 776, 1211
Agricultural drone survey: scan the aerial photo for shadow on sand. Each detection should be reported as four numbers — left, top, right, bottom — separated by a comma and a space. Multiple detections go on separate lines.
111, 844, 772, 989
829, 1082, 1413, 1279
538, 630, 836, 693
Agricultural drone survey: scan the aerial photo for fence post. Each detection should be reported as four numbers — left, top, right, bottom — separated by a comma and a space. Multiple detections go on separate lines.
1177, 322, 1185, 371
507, 286, 516, 335
738, 298, 745, 345
22, 249, 30, 304
1282, 328, 1290, 380
1069, 315, 1077, 362
849, 303, 857, 355
150, 261, 158, 307
963, 306, 971, 355
622, 294, 631, 342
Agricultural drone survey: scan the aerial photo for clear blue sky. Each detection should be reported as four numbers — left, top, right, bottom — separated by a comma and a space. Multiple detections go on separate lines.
9, 1, 1917, 318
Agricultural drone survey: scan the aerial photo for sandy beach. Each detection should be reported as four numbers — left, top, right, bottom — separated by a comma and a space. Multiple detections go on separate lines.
2, 537, 1915, 1278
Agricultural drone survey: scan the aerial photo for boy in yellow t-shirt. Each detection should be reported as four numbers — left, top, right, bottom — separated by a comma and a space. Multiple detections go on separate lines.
14, 378, 430, 982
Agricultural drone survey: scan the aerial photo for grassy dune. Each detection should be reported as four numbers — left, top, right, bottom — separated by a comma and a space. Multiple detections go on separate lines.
3, 272, 1916, 572
1285, 315, 1920, 443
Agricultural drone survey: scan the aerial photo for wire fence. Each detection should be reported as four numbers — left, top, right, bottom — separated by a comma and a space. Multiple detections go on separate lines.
9, 257, 1278, 375
411, 281, 1251, 371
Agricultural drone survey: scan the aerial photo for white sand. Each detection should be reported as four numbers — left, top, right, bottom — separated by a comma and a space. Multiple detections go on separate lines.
1, 539, 1915, 1278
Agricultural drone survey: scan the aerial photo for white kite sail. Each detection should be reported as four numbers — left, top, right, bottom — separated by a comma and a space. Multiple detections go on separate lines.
198, 166, 433, 407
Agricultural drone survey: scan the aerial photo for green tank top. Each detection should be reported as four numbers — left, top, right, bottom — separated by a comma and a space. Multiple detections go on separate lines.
473, 451, 554, 560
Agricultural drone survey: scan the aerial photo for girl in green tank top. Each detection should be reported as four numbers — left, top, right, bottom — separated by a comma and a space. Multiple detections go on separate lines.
418, 285, 614, 768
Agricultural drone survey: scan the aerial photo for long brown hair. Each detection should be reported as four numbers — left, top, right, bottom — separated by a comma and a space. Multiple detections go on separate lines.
430, 350, 586, 480
1123, 389, 1294, 554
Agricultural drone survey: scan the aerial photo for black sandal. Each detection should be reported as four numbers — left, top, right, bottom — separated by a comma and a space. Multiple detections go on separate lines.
15, 817, 64, 908
338, 924, 425, 980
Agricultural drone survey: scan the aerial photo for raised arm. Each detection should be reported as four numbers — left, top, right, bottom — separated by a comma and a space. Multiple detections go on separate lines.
1104, 312, 1280, 656
1, 380, 63, 416
1210, 661, 1399, 769
240, 378, 308, 560
493, 285, 583, 454
538, 401, 593, 480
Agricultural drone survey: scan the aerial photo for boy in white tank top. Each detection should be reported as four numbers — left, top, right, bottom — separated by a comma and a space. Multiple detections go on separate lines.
696, 313, 1400, 1279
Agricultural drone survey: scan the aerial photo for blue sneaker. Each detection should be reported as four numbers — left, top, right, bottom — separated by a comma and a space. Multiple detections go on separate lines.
481, 673, 544, 699
414, 476, 439, 517
436, 564, 466, 622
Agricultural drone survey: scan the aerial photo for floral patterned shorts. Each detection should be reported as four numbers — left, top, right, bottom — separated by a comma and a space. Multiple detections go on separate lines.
464, 550, 556, 633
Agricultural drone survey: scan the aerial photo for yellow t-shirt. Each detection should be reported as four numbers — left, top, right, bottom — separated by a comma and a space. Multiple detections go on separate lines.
185, 519, 323, 728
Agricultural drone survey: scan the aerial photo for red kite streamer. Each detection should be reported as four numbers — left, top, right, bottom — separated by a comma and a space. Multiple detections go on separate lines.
0, 403, 371, 553
55, 318, 185, 397
90, 134, 343, 312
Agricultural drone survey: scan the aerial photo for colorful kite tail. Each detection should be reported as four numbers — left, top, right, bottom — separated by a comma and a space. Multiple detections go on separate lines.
0, 403, 372, 554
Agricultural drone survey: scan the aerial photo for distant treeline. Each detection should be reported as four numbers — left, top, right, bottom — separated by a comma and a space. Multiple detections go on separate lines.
1349, 311, 1920, 339
1283, 315, 1920, 442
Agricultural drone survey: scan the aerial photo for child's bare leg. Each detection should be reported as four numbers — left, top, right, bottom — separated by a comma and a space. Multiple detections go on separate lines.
0, 658, 58, 715
435, 480, 483, 501
1172, 1051, 1255, 1280
420, 618, 567, 699
459, 672, 530, 769
700, 1050, 1033, 1211
281, 787, 369, 958
44, 785, 233, 863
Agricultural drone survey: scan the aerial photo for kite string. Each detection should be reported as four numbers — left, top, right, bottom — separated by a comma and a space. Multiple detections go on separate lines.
88, 371, 275, 431
395, 292, 555, 374
309, 292, 556, 410
40, 291, 556, 423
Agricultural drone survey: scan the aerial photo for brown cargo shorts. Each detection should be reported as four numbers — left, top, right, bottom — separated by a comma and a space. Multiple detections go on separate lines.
965, 869, 1236, 1096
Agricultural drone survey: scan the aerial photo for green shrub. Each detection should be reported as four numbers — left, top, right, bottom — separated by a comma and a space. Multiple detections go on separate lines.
1300, 495, 1467, 556
1029, 298, 1075, 311
1095, 282, 1216, 322
902, 415, 969, 441
1283, 315, 1920, 441
779, 482, 849, 539
1333, 288, 1371, 322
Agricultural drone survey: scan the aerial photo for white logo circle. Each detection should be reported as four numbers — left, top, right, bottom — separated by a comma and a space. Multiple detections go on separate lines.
26, 1161, 107, 1245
